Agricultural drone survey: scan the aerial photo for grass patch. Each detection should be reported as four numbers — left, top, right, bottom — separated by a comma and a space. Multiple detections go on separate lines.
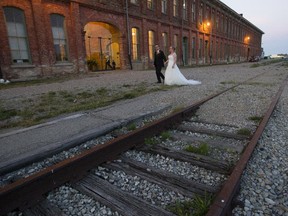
237, 128, 251, 136
123, 92, 137, 99
96, 87, 108, 96
185, 142, 209, 156
191, 193, 214, 216
127, 123, 137, 131
144, 137, 158, 145
167, 200, 193, 216
250, 63, 260, 68
220, 80, 237, 85
0, 82, 181, 129
248, 116, 263, 124
167, 193, 214, 216
0, 108, 18, 120
160, 131, 171, 141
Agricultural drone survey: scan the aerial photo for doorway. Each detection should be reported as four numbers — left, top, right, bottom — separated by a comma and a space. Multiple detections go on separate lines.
182, 37, 188, 65
84, 22, 121, 71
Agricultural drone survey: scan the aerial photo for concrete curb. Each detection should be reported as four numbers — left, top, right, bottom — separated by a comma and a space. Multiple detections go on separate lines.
0, 106, 170, 176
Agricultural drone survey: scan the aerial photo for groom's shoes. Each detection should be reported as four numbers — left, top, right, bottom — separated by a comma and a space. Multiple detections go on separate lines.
156, 81, 161, 83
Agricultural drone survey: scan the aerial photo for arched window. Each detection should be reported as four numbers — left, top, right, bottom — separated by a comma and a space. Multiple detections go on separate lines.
148, 30, 155, 61
131, 27, 140, 60
50, 14, 68, 62
4, 7, 30, 64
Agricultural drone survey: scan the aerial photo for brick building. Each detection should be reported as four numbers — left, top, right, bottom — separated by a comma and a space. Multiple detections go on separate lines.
0, 0, 264, 81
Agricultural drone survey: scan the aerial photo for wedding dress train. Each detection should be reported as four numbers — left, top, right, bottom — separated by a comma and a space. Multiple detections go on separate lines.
164, 54, 201, 85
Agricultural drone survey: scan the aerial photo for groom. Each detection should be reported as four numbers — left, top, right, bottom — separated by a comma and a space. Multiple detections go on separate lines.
154, 45, 167, 83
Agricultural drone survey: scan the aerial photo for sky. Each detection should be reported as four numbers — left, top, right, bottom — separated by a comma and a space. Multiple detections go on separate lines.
220, 0, 288, 55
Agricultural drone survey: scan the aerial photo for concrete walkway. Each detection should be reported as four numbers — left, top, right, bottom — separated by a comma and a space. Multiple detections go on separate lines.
0, 92, 171, 174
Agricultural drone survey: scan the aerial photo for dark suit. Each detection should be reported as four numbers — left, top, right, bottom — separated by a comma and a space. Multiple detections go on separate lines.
154, 50, 167, 83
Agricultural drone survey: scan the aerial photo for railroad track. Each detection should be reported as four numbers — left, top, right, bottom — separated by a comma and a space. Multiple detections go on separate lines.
1, 74, 287, 216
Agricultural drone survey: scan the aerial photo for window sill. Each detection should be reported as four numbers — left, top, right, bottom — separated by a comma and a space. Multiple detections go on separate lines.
53, 62, 73, 67
11, 64, 35, 68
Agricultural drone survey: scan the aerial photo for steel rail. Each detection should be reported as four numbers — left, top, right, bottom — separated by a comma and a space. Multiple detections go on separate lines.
206, 74, 288, 216
0, 72, 271, 215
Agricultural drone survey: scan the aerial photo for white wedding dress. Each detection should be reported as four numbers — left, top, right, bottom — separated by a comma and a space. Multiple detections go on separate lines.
164, 54, 201, 85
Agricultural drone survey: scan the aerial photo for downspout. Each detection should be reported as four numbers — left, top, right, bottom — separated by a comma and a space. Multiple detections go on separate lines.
125, 0, 133, 70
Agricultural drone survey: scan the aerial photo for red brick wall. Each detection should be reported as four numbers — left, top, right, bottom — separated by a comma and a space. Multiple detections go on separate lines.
0, 0, 264, 81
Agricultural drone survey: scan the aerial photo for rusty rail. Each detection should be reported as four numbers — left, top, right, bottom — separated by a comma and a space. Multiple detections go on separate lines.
0, 84, 238, 215
206, 75, 288, 216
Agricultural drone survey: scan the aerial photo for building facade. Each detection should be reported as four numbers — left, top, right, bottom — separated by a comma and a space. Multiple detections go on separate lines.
0, 0, 264, 80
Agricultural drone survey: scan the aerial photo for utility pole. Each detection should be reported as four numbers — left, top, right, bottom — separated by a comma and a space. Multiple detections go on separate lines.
125, 0, 133, 70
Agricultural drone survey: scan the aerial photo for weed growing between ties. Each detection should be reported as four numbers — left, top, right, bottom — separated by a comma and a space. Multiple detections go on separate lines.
237, 128, 251, 136
144, 137, 158, 145
185, 142, 210, 156
167, 193, 214, 216
160, 131, 171, 141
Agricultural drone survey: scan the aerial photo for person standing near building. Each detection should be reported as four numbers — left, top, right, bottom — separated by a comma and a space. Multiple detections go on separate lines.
154, 45, 167, 83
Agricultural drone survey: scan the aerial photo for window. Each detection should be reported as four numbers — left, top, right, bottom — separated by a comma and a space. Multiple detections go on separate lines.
173, 34, 178, 53
199, 39, 203, 58
162, 32, 168, 55
130, 0, 139, 4
4, 7, 30, 64
212, 10, 215, 29
147, 0, 154, 10
199, 4, 203, 24
148, 30, 155, 61
50, 14, 68, 62
161, 0, 167, 14
131, 28, 140, 60
183, 0, 187, 20
192, 0, 196, 22
216, 13, 219, 29
216, 41, 219, 60
173, 0, 178, 17
192, 37, 196, 59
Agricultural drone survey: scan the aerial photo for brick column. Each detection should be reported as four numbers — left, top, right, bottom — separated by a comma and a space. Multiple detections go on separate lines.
31, 0, 51, 76
70, 2, 87, 73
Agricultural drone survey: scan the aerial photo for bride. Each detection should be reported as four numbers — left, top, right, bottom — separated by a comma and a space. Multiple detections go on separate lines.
164, 46, 201, 85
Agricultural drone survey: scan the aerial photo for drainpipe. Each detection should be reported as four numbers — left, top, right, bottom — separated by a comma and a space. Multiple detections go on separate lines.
125, 0, 133, 70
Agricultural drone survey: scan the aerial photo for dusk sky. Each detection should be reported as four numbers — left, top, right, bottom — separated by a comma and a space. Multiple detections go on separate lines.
220, 0, 288, 56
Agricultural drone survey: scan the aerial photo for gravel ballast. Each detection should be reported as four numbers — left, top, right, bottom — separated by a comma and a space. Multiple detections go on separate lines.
2, 61, 288, 215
